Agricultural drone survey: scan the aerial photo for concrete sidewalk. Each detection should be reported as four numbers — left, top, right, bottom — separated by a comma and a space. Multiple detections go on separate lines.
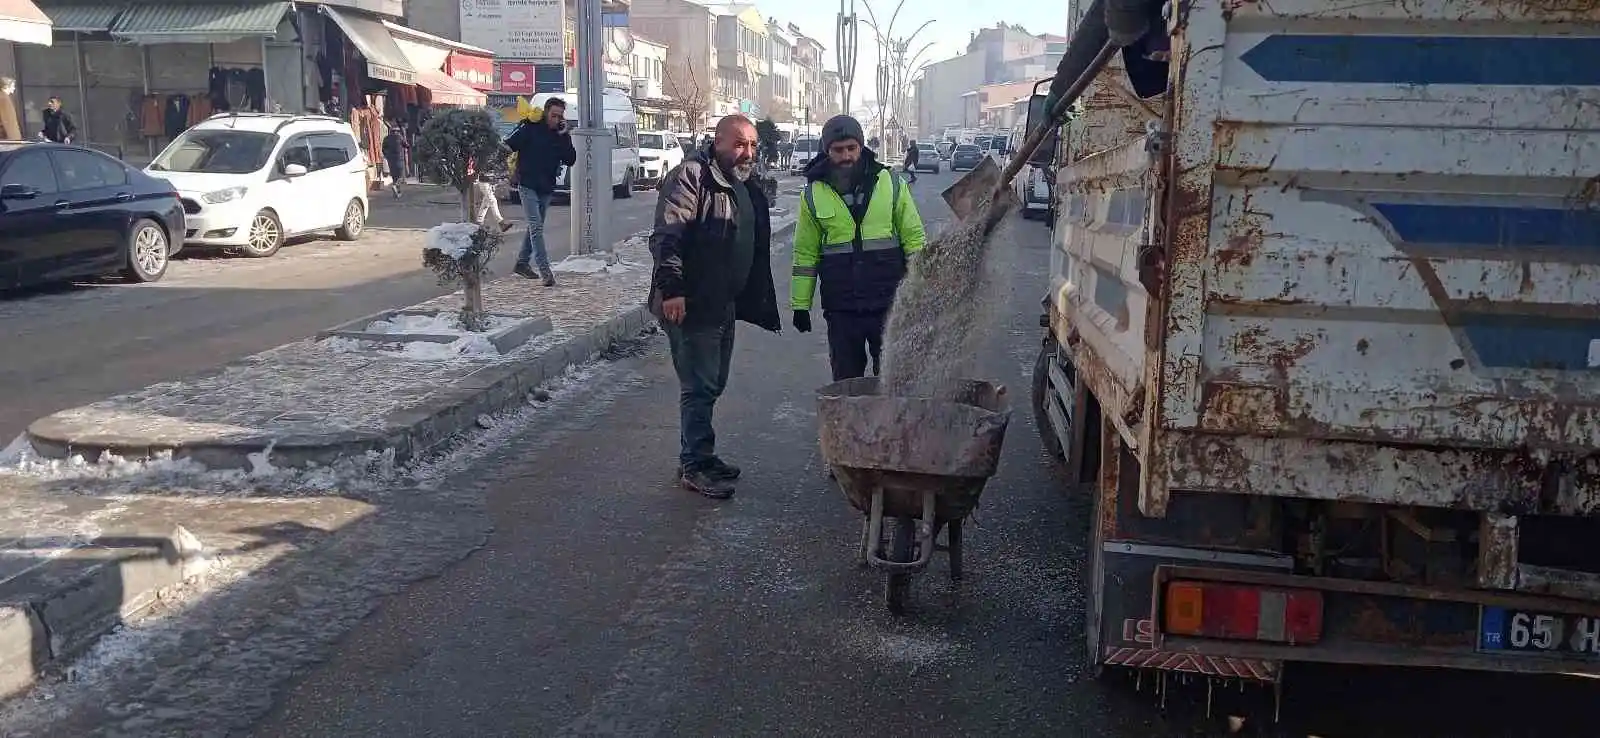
2, 207, 799, 702
25, 202, 795, 472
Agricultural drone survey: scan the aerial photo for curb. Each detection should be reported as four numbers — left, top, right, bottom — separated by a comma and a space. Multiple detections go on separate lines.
26, 305, 655, 471
0, 526, 206, 700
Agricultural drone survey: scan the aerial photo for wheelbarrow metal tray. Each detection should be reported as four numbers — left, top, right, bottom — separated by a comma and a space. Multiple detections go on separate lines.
816, 377, 1011, 518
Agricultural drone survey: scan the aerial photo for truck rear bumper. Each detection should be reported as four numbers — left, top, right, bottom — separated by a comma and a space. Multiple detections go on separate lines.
1153, 564, 1600, 677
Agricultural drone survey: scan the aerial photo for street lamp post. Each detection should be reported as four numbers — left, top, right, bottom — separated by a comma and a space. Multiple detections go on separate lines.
860, 0, 933, 156
836, 0, 858, 117
571, 0, 611, 257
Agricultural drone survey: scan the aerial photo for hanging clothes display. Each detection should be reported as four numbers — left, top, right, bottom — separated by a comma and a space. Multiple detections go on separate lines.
189, 95, 214, 126
245, 68, 266, 112
139, 95, 163, 137
164, 95, 192, 139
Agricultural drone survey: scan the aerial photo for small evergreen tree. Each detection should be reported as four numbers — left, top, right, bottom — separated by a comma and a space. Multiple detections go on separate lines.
414, 109, 505, 332
755, 117, 782, 166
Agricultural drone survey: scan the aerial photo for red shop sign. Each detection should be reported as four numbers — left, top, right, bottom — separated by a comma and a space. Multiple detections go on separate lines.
448, 51, 495, 91
498, 62, 535, 95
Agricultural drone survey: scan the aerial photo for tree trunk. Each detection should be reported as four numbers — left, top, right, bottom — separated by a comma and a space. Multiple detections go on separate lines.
460, 185, 474, 224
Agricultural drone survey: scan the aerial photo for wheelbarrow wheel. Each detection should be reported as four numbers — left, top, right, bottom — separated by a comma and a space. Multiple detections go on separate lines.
885, 515, 914, 615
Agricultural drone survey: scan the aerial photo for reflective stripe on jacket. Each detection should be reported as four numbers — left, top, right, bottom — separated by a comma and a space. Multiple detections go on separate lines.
790, 166, 926, 312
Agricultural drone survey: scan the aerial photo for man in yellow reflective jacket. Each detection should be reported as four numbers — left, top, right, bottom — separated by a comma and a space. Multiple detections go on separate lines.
790, 115, 926, 380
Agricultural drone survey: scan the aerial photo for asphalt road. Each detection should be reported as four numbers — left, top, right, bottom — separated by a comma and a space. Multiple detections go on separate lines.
0, 185, 661, 442
6, 168, 1598, 737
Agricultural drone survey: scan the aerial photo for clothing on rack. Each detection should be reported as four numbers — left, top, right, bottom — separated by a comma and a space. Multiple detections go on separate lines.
189, 94, 214, 125
164, 95, 191, 139
139, 94, 162, 137
245, 68, 266, 111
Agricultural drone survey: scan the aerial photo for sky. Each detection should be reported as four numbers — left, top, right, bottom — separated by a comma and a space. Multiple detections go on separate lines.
749, 0, 1073, 110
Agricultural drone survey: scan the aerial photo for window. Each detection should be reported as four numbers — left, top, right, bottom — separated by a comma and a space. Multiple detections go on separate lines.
613, 122, 637, 149
153, 129, 278, 174
2, 151, 59, 194
278, 136, 312, 173
308, 133, 357, 171
51, 149, 127, 191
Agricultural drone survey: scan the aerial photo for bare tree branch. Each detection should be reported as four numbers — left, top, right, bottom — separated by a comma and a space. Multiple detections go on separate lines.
662, 59, 711, 131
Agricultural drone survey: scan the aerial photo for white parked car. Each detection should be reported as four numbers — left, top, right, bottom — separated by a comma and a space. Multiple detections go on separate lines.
790, 136, 819, 174
147, 112, 369, 258
636, 130, 685, 187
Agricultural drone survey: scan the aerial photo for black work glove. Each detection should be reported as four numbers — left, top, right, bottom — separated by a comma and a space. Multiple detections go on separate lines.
792, 310, 812, 333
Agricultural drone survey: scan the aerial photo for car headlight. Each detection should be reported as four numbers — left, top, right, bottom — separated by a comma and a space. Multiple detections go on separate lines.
201, 186, 248, 204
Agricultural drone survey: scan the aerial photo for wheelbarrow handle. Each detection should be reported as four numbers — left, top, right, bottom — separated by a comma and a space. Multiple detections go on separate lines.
863, 488, 938, 572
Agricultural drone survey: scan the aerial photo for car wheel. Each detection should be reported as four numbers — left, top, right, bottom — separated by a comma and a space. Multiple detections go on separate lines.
336, 199, 365, 241
240, 209, 283, 258
614, 168, 634, 199
122, 218, 169, 283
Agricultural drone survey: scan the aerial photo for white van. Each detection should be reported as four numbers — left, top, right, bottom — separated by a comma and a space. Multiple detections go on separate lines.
529, 89, 642, 199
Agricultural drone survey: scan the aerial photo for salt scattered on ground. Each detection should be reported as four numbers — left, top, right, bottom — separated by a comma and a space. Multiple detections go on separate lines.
423, 222, 480, 260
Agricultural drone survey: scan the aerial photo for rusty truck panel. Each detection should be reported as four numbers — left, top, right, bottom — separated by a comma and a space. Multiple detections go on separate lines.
1050, 0, 1600, 516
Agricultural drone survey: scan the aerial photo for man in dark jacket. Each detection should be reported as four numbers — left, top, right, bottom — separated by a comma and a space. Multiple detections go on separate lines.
791, 115, 925, 381
505, 97, 577, 286
40, 97, 75, 143
649, 114, 782, 498
903, 139, 920, 183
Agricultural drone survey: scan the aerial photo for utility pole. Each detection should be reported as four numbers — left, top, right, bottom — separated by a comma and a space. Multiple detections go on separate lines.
836, 0, 858, 117
571, 0, 610, 257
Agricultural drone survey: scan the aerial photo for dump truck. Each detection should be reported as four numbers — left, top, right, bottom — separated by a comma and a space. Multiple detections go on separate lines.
1029, 0, 1600, 689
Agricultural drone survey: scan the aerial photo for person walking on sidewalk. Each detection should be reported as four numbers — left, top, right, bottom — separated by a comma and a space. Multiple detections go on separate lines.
648, 114, 782, 499
382, 123, 408, 198
902, 140, 920, 184
40, 96, 76, 144
467, 159, 514, 234
791, 115, 926, 381
505, 97, 576, 286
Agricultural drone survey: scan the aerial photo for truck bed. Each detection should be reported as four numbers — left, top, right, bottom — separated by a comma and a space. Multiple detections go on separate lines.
1053, 0, 1600, 517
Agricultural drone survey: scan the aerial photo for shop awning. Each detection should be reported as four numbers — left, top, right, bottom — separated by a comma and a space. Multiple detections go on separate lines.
110, 2, 289, 45
321, 5, 415, 85
40, 2, 120, 33
416, 68, 486, 107
0, 0, 52, 45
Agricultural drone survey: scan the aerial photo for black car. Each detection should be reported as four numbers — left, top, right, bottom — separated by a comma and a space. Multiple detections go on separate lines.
1, 142, 185, 289
950, 143, 986, 172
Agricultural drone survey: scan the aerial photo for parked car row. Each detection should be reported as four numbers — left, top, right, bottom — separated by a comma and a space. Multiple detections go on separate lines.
1, 111, 369, 291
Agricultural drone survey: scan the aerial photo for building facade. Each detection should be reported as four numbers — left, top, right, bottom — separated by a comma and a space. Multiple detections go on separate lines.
710, 3, 766, 119
759, 18, 792, 122
789, 24, 825, 124
629, 0, 716, 130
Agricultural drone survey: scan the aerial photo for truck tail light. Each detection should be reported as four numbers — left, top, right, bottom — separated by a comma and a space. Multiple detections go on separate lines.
1163, 580, 1324, 645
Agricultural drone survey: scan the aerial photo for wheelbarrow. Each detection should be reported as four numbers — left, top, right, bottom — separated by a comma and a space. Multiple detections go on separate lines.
816, 376, 1012, 614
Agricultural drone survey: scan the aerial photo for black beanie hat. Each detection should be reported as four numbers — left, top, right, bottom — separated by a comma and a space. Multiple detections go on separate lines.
819, 115, 865, 150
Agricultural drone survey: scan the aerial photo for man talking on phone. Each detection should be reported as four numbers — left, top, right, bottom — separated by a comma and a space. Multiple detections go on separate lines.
505, 97, 576, 286
648, 114, 781, 499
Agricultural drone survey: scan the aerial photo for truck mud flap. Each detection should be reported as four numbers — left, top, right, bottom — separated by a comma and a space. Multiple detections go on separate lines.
1097, 541, 1290, 682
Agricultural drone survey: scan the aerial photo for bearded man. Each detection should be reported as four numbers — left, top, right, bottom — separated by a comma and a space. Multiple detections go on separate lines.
647, 114, 782, 499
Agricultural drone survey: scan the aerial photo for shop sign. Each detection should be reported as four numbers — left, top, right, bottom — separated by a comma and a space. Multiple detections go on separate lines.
499, 62, 536, 94
448, 52, 495, 90
461, 0, 564, 64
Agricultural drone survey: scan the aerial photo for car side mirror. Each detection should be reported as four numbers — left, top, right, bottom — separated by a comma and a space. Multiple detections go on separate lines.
283, 163, 308, 177
0, 183, 39, 200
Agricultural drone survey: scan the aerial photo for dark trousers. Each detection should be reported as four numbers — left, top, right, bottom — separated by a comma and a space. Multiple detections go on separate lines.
824, 309, 887, 381
664, 305, 736, 470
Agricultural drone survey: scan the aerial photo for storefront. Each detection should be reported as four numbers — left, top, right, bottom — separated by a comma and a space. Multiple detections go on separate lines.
16, 2, 292, 161
0, 0, 52, 138
385, 21, 489, 109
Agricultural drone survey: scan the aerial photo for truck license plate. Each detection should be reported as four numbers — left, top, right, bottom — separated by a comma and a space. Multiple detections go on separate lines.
1479, 607, 1600, 657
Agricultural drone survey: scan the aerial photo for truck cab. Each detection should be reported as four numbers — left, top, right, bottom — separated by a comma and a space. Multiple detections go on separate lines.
1031, 0, 1600, 694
